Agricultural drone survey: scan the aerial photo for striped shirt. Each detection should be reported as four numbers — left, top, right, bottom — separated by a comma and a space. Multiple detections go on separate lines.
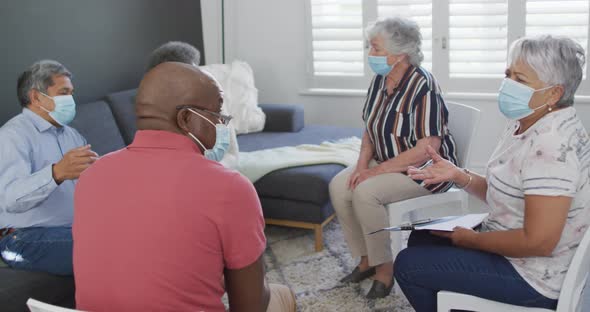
362, 66, 458, 193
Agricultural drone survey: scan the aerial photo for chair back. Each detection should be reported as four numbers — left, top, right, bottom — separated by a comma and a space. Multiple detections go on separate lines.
27, 298, 81, 312
556, 226, 590, 312
446, 102, 480, 168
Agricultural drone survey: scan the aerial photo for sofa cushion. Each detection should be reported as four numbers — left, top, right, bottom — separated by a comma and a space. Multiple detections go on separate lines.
70, 101, 126, 156
237, 125, 362, 152
105, 89, 138, 145
259, 104, 304, 132
254, 164, 345, 205
0, 268, 75, 312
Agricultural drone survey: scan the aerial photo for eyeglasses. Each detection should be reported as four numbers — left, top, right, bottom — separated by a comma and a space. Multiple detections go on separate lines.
176, 105, 233, 126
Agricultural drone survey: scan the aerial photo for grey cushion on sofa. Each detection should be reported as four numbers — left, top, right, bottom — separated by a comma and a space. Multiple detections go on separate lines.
105, 89, 138, 144
70, 100, 126, 156
254, 164, 345, 205
259, 104, 304, 132
0, 268, 75, 312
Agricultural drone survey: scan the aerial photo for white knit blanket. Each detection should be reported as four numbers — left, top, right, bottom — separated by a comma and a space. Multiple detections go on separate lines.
237, 137, 361, 182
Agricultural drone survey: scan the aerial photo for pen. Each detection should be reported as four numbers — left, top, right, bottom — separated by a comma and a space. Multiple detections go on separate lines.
418, 159, 433, 170
367, 218, 434, 235
411, 218, 432, 225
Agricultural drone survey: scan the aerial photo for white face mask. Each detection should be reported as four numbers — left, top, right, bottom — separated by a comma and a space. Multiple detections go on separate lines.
497, 78, 554, 120
185, 108, 231, 162
39, 92, 77, 126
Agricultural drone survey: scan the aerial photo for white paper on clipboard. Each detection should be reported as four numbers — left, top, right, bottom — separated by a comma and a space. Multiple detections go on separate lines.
414, 213, 489, 232
368, 213, 489, 235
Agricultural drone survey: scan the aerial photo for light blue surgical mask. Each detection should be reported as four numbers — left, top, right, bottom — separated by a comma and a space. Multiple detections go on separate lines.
39, 92, 76, 126
498, 78, 553, 120
186, 108, 231, 162
368, 56, 401, 76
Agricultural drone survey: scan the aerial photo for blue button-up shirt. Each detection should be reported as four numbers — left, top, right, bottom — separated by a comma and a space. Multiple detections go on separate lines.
0, 108, 86, 228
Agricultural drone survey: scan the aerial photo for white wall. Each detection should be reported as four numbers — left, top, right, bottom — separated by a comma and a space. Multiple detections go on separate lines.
200, 1, 223, 64
220, 0, 590, 173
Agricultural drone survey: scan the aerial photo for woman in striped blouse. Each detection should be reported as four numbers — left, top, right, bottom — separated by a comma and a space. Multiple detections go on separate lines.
329, 17, 458, 299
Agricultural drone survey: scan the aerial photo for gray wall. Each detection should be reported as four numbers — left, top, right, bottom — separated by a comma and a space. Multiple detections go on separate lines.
0, 0, 204, 124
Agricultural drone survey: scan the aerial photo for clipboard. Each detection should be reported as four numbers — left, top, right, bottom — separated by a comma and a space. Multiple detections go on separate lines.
368, 213, 489, 235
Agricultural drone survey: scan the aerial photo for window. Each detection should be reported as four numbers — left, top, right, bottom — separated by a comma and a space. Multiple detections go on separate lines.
525, 0, 589, 77
449, 0, 507, 78
310, 0, 364, 76
306, 0, 590, 94
526, 0, 588, 48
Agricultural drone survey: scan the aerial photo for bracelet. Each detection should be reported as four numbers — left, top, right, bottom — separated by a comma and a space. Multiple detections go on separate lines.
455, 168, 473, 189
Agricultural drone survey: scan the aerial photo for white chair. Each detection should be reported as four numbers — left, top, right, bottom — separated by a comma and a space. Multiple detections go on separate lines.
26, 298, 82, 312
386, 101, 481, 259
437, 225, 590, 312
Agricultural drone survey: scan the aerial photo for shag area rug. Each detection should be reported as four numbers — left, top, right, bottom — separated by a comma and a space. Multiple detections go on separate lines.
262, 219, 414, 312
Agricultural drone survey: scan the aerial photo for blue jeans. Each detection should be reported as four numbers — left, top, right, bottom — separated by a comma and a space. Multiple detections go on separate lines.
0, 227, 73, 275
394, 231, 558, 312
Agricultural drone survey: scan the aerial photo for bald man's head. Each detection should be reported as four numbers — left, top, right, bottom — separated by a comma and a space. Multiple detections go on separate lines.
136, 62, 222, 129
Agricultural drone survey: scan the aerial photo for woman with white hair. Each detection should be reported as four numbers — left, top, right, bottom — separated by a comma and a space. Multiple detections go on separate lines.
329, 17, 458, 299
395, 35, 590, 311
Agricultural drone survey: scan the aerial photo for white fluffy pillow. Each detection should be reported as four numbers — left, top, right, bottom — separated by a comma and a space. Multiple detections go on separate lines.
200, 61, 266, 134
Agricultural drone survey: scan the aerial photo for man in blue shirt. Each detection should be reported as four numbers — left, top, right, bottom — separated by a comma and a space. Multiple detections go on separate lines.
0, 60, 97, 275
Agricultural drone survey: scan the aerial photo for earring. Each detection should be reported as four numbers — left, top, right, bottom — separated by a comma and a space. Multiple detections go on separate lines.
548, 106, 553, 112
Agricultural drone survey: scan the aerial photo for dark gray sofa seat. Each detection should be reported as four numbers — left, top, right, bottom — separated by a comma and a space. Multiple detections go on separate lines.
0, 268, 75, 312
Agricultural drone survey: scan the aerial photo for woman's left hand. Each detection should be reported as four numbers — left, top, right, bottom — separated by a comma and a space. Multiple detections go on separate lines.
431, 227, 477, 248
352, 168, 379, 189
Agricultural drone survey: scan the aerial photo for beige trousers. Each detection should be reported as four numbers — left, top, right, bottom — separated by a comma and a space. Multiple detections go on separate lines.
329, 161, 431, 266
266, 284, 296, 312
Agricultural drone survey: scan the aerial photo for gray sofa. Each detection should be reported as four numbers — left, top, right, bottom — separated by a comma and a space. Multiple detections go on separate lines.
0, 89, 359, 310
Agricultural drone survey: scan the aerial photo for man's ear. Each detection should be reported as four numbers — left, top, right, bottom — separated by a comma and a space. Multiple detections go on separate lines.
28, 89, 40, 106
176, 109, 191, 133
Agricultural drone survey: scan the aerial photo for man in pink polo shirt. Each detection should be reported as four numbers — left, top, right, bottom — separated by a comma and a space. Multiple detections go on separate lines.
73, 62, 295, 311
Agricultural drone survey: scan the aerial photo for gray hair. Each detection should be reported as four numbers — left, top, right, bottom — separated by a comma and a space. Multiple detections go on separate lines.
365, 17, 424, 66
17, 60, 72, 107
508, 35, 586, 107
146, 41, 201, 71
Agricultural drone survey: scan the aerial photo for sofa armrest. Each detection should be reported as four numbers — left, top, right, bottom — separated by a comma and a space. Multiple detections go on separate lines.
259, 104, 304, 132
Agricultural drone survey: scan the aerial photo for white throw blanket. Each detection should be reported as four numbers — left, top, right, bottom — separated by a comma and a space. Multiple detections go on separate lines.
237, 137, 361, 183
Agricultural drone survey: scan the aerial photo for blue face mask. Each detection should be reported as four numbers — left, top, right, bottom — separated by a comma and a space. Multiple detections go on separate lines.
498, 78, 553, 120
368, 56, 402, 76
186, 109, 231, 162
368, 56, 393, 76
40, 92, 76, 126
